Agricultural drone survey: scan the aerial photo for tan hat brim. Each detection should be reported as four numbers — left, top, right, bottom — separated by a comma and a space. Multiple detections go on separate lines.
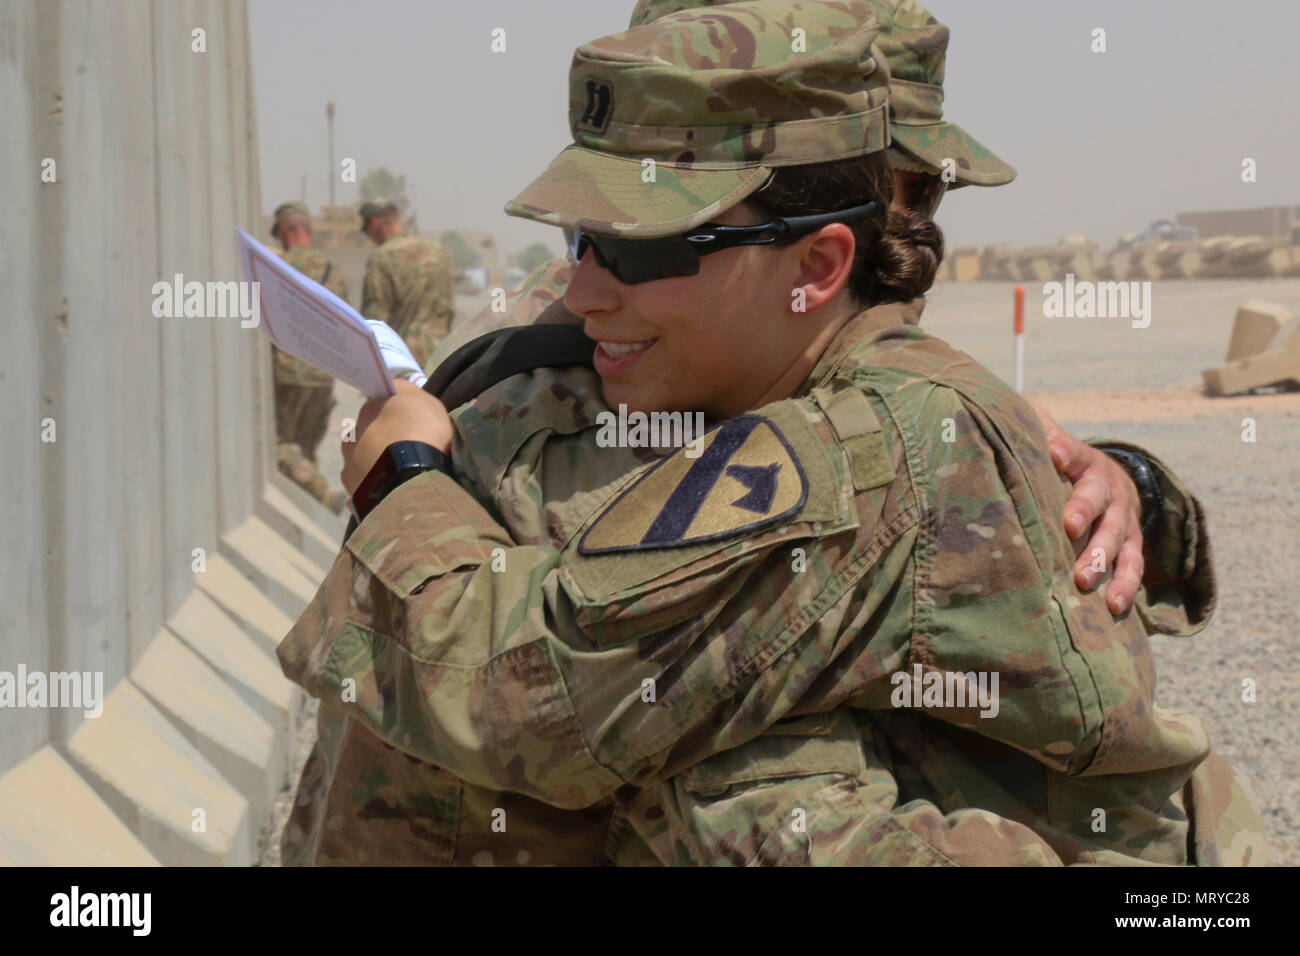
891, 121, 1016, 188
505, 146, 773, 239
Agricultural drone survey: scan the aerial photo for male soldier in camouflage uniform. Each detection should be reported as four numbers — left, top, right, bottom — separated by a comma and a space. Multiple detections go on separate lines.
269, 201, 350, 515
359, 198, 454, 370
279, 1, 1267, 865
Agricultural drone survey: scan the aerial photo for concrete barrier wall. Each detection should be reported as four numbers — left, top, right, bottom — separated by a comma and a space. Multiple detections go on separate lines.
1177, 205, 1300, 241
0, 0, 337, 866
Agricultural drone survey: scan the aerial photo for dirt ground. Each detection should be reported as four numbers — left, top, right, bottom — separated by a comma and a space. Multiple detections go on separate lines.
260, 278, 1300, 866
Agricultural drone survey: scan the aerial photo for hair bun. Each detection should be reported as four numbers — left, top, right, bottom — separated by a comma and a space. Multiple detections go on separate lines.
866, 208, 944, 304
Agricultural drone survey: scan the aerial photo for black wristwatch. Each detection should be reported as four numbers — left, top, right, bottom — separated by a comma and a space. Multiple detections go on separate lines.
351, 440, 453, 523
1095, 446, 1164, 541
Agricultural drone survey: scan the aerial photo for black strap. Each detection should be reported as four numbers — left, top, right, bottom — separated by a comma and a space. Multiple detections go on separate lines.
423, 323, 596, 411
321, 261, 332, 286
343, 321, 596, 543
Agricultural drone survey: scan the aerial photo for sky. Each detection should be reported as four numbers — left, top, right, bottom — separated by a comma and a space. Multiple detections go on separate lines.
249, 0, 1300, 260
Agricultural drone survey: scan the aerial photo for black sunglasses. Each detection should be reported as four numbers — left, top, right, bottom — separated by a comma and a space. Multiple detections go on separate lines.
563, 199, 880, 285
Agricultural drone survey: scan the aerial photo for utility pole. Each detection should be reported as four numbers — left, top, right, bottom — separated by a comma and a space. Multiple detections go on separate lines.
326, 101, 335, 207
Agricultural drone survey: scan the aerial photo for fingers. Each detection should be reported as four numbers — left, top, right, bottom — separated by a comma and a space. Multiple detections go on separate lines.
392, 377, 424, 395
1051, 430, 1093, 484
339, 398, 384, 492
1074, 486, 1126, 591
1063, 467, 1114, 541
1104, 535, 1146, 615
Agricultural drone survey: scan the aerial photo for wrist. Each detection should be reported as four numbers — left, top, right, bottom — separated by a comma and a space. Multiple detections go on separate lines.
351, 440, 454, 523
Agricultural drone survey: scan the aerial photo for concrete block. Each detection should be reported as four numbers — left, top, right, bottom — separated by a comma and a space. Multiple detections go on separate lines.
131, 628, 279, 834
0, 745, 158, 866
249, 513, 327, 587
194, 552, 295, 658
67, 681, 250, 866
167, 589, 294, 739
260, 478, 346, 573
953, 253, 981, 282
220, 514, 321, 617
1225, 300, 1289, 361
1202, 343, 1300, 395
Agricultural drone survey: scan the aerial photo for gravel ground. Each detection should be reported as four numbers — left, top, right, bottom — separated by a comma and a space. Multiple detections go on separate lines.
259, 279, 1300, 865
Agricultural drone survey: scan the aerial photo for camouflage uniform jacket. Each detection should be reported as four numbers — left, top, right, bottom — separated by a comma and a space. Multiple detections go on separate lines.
273, 246, 349, 386
360, 235, 454, 368
278, 290, 1268, 866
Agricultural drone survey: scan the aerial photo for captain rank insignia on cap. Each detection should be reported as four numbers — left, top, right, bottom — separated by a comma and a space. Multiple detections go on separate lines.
579, 415, 808, 554
575, 78, 614, 133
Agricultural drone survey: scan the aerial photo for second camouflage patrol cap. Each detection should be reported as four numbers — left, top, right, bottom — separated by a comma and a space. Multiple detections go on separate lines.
627, 0, 1015, 188
505, 0, 891, 239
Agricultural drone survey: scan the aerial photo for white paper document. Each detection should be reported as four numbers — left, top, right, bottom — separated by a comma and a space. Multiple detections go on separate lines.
238, 229, 418, 399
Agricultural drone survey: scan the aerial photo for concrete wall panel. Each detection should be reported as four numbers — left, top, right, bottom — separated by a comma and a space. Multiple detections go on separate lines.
0, 1, 53, 767
0, 0, 332, 864
154, 0, 220, 624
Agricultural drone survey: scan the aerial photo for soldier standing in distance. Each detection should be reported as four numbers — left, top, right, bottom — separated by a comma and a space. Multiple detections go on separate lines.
270, 201, 349, 515
358, 198, 454, 370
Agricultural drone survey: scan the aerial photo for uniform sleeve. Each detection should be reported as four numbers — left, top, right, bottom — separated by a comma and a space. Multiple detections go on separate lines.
910, 385, 1217, 795
1085, 438, 1216, 636
634, 709, 1064, 866
277, 462, 913, 810
360, 255, 395, 323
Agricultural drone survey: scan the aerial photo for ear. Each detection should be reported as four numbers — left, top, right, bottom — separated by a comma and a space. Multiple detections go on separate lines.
792, 223, 856, 313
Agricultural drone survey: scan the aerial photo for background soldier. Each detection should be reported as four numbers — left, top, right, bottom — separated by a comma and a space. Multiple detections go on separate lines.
270, 201, 350, 514
359, 198, 455, 369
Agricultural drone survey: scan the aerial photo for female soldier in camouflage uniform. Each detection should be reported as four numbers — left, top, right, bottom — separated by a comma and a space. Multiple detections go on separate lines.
279, 0, 1267, 865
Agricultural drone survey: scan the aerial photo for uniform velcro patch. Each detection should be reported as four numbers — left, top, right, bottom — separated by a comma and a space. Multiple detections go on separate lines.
813, 385, 895, 491
578, 414, 808, 554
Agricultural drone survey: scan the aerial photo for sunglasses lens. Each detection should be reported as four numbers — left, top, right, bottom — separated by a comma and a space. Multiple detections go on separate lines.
569, 232, 702, 284
564, 229, 584, 265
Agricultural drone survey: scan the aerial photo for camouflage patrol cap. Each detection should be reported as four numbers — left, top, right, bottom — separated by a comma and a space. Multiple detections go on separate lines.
273, 200, 310, 222
504, 0, 891, 239
627, 0, 1015, 188
272, 200, 310, 238
358, 197, 398, 226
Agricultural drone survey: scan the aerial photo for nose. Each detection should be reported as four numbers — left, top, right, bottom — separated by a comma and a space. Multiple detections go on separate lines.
562, 242, 621, 321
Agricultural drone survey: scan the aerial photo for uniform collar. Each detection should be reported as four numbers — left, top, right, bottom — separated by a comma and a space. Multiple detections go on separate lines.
798, 296, 927, 396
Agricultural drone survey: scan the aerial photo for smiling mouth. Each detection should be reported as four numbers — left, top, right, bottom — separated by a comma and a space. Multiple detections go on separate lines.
596, 339, 656, 359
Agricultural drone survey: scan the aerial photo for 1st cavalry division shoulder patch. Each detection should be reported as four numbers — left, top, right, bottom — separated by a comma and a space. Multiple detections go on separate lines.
579, 415, 808, 555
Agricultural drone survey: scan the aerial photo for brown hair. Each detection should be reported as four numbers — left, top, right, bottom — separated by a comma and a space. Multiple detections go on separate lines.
746, 153, 944, 308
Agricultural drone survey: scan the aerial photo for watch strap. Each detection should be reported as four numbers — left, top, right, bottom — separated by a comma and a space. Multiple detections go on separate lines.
352, 440, 452, 524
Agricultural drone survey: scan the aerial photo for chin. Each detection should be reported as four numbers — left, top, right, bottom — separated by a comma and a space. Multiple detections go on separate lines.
599, 384, 661, 416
